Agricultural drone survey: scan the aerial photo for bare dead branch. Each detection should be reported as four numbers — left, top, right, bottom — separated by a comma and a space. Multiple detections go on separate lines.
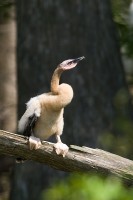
0, 130, 133, 181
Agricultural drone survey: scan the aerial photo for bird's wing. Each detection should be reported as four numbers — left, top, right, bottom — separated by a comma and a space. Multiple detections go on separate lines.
18, 97, 41, 136
23, 113, 38, 137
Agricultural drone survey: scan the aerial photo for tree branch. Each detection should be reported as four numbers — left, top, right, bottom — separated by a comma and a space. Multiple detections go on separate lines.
0, 129, 133, 181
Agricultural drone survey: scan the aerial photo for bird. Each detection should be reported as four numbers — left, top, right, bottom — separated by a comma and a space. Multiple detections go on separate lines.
18, 56, 85, 159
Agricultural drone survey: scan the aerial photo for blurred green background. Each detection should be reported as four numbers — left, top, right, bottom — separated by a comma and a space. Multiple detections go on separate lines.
42, 173, 133, 200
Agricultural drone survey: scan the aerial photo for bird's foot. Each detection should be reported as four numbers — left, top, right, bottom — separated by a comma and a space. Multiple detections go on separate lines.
29, 136, 41, 150
54, 142, 69, 157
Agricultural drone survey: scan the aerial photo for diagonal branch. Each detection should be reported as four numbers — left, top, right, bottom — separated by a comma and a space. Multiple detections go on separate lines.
0, 129, 133, 181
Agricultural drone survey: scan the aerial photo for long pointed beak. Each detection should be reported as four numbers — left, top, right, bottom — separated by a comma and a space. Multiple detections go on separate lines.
68, 56, 85, 65
72, 56, 85, 63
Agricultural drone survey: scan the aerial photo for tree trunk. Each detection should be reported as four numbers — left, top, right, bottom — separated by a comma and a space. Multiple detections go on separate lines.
0, 4, 16, 200
10, 0, 132, 200
0, 6, 17, 133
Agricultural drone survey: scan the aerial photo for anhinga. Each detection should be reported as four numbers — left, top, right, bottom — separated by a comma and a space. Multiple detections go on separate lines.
18, 56, 85, 158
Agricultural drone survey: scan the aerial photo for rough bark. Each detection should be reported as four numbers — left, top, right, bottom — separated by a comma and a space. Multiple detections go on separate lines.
1, 130, 133, 181
0, 5, 17, 200
0, 6, 17, 132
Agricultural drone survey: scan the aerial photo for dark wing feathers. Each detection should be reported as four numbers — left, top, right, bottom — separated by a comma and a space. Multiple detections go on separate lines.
16, 113, 38, 162
23, 113, 38, 137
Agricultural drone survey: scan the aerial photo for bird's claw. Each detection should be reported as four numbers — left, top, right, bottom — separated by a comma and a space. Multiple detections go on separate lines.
29, 136, 41, 150
54, 142, 69, 157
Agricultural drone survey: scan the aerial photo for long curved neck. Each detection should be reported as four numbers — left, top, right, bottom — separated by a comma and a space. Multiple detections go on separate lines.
50, 67, 64, 94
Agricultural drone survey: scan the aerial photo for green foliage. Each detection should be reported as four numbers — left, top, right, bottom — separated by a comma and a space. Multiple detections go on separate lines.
0, 0, 14, 22
111, 0, 130, 25
42, 174, 133, 200
111, 0, 133, 57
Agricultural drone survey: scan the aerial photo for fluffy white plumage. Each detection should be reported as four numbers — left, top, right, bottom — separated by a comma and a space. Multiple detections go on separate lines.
18, 97, 41, 133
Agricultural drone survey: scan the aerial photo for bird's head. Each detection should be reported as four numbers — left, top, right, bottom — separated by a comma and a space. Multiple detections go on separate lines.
59, 56, 85, 70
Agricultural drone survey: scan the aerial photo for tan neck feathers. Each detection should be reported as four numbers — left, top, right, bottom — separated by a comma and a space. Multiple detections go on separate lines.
50, 67, 63, 94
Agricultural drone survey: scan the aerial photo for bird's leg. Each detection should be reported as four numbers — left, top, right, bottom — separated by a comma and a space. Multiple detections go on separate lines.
28, 131, 41, 150
54, 135, 69, 157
